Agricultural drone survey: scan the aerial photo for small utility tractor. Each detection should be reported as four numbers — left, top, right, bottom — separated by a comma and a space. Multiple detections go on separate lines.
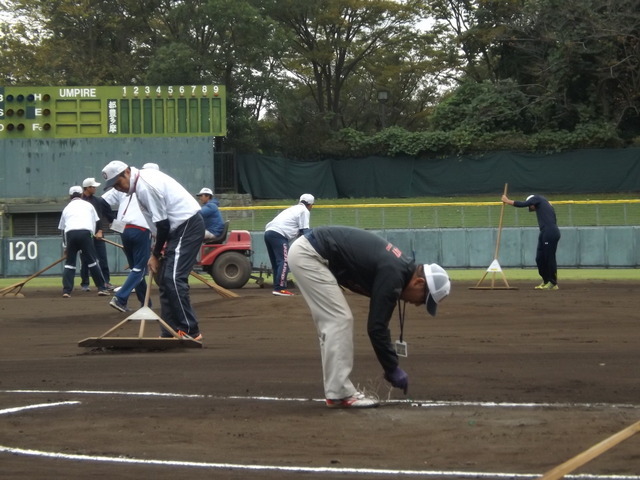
197, 223, 269, 289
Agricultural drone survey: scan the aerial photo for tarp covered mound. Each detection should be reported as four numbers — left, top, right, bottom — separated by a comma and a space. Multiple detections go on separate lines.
237, 149, 640, 198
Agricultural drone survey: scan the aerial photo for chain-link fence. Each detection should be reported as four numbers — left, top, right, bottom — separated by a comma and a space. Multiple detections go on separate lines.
220, 200, 640, 231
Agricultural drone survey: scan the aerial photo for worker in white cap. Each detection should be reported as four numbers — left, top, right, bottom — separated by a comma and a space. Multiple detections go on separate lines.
101, 160, 205, 341
58, 186, 110, 298
288, 226, 451, 408
502, 193, 561, 290
264, 194, 315, 296
79, 177, 115, 292
196, 188, 225, 242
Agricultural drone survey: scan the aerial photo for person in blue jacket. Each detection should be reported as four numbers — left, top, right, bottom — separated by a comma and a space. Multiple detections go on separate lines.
502, 193, 561, 290
196, 188, 225, 242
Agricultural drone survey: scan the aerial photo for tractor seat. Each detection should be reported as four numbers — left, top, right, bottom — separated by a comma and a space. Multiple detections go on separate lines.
205, 220, 229, 245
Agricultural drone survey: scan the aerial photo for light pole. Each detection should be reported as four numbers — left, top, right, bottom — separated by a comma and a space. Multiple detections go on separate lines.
377, 89, 389, 129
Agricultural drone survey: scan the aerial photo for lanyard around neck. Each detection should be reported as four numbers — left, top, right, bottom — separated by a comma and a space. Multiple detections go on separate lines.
397, 300, 406, 342
122, 171, 140, 217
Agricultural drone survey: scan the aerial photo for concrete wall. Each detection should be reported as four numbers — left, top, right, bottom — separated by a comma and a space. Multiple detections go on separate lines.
3, 226, 638, 279
0, 137, 214, 200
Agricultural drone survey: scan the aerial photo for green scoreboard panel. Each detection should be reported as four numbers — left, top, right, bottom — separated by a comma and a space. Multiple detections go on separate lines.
0, 84, 226, 138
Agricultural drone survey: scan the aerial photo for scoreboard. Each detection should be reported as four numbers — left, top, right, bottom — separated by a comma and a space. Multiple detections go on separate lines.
0, 84, 226, 138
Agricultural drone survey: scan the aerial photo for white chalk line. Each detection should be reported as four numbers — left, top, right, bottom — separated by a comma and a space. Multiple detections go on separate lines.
0, 401, 80, 415
0, 444, 639, 479
1, 390, 638, 479
2, 389, 639, 411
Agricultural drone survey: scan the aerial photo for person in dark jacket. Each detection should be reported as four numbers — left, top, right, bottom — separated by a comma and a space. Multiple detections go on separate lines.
288, 226, 451, 408
502, 193, 561, 290
79, 177, 115, 291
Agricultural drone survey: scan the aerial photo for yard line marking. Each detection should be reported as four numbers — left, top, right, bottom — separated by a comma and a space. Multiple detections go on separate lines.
0, 444, 639, 479
2, 390, 639, 410
3, 389, 207, 398
0, 401, 80, 415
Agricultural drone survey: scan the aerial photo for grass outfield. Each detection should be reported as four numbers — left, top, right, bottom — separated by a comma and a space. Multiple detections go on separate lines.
1, 269, 639, 290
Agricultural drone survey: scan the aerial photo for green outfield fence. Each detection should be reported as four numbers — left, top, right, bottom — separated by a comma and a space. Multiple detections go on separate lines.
221, 200, 640, 231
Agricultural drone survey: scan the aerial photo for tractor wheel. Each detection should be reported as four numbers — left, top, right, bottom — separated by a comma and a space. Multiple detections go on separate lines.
211, 252, 252, 289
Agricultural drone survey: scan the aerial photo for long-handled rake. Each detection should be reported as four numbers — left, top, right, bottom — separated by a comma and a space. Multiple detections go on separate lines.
78, 270, 202, 349
469, 183, 518, 290
0, 255, 66, 298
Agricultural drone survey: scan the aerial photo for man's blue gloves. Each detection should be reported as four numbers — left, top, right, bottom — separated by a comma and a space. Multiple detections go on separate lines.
384, 367, 408, 394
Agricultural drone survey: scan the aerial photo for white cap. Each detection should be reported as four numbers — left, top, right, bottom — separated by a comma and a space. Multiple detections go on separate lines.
142, 162, 159, 170
102, 160, 128, 190
197, 187, 214, 196
82, 177, 101, 188
69, 186, 83, 196
299, 193, 315, 205
423, 263, 451, 316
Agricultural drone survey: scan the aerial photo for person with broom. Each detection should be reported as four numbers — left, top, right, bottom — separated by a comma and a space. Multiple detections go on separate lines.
100, 161, 205, 341
501, 193, 561, 290
101, 187, 152, 313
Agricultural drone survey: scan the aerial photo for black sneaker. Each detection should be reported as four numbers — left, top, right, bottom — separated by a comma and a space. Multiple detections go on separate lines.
109, 296, 130, 313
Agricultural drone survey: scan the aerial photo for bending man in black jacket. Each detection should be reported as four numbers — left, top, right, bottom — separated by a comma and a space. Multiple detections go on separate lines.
288, 226, 450, 409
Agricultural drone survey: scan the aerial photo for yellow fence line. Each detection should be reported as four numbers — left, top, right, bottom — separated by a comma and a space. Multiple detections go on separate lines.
220, 199, 640, 211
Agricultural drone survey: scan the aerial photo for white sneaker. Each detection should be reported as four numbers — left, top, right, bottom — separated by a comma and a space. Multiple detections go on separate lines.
272, 289, 294, 296
326, 392, 379, 409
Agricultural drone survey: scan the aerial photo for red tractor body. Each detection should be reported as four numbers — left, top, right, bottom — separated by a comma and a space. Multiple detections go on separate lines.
197, 229, 261, 289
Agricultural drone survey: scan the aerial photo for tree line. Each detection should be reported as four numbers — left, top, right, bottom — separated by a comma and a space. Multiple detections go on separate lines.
1, 0, 638, 158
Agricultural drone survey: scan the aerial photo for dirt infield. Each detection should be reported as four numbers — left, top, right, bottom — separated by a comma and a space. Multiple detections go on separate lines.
1, 279, 639, 479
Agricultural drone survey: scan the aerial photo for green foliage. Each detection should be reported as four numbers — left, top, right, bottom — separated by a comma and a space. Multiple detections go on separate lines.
431, 80, 532, 133
322, 122, 622, 157
145, 43, 202, 85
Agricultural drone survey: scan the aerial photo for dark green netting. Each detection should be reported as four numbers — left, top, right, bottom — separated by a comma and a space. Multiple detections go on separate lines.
237, 148, 640, 199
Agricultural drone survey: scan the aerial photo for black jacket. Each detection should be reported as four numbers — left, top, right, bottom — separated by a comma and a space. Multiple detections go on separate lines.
513, 195, 558, 231
82, 195, 115, 231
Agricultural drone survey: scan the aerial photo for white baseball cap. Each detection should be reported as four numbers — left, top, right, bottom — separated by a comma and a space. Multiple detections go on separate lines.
142, 162, 159, 170
102, 160, 128, 190
82, 177, 101, 188
423, 263, 450, 316
299, 193, 315, 205
197, 187, 214, 196
69, 185, 82, 196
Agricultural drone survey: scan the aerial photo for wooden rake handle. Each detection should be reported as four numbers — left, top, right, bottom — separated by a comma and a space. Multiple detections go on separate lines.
538, 419, 640, 480
494, 182, 508, 260
0, 255, 66, 296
